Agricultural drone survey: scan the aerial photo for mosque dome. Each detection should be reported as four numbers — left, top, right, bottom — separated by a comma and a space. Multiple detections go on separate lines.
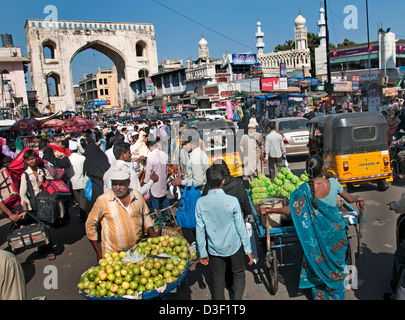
199, 35, 208, 47
294, 12, 306, 26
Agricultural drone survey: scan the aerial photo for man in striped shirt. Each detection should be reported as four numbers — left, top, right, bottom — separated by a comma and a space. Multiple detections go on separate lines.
86, 164, 158, 261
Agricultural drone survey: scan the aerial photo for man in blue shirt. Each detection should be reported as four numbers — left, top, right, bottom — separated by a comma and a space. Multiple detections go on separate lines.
196, 164, 254, 300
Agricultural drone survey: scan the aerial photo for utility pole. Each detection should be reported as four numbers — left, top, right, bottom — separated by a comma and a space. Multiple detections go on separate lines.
324, 0, 333, 112
366, 0, 371, 82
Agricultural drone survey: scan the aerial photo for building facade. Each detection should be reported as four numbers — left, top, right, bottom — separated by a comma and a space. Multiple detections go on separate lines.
25, 19, 158, 114
256, 12, 311, 78
79, 66, 119, 115
0, 34, 30, 119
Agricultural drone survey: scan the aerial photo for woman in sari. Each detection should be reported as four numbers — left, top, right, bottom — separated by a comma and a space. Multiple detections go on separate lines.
262, 155, 365, 300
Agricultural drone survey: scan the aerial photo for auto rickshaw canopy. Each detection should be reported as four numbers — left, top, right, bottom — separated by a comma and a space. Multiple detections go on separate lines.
321, 112, 388, 155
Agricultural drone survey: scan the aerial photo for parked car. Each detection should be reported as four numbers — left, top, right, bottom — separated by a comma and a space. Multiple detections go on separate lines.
262, 117, 309, 156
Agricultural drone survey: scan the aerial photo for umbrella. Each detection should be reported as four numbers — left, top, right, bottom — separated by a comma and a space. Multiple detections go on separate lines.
9, 117, 42, 131
56, 117, 94, 133
42, 118, 62, 128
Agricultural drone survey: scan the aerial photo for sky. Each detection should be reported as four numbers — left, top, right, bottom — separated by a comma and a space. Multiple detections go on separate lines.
1, 0, 404, 87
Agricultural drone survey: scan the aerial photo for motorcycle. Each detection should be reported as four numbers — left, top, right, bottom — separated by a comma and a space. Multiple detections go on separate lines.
390, 141, 405, 181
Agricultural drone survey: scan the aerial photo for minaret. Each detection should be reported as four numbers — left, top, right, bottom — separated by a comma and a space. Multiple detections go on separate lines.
255, 17, 265, 55
318, 5, 327, 47
198, 34, 209, 60
294, 10, 308, 50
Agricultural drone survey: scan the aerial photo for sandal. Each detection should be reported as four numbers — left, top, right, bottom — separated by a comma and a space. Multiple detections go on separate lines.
46, 252, 56, 261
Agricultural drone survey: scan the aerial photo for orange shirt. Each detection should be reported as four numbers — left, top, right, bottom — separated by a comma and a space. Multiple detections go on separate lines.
85, 189, 153, 255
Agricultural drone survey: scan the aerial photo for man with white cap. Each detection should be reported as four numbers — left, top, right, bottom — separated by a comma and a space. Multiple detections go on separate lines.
68, 140, 88, 222
86, 163, 158, 260
239, 124, 264, 183
103, 141, 158, 196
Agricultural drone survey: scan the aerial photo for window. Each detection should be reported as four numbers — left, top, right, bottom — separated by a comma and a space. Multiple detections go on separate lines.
104, 78, 107, 85
99, 79, 103, 85
278, 119, 309, 132
352, 126, 377, 142
136, 41, 147, 57
100, 89, 104, 96
104, 88, 109, 95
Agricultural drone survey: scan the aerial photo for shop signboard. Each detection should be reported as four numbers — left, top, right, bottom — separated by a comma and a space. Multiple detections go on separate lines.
333, 81, 353, 92
352, 75, 360, 91
280, 62, 287, 77
231, 53, 257, 65
261, 77, 288, 91
145, 77, 155, 97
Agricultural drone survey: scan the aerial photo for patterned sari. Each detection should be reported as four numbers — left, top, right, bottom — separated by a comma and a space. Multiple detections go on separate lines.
289, 183, 347, 300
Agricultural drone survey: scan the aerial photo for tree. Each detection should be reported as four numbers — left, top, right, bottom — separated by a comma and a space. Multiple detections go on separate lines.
274, 40, 294, 52
337, 38, 357, 48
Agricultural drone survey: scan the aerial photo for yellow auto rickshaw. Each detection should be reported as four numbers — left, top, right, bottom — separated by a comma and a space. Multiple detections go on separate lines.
308, 111, 393, 191
186, 119, 243, 177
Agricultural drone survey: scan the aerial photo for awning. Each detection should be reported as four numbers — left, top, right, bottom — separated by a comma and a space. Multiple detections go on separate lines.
255, 95, 278, 99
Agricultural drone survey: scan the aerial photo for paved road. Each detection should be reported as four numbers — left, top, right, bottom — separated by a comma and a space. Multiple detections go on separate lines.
0, 155, 403, 300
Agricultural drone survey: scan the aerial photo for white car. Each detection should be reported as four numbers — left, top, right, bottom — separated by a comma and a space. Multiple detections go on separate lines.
195, 108, 225, 120
262, 117, 309, 156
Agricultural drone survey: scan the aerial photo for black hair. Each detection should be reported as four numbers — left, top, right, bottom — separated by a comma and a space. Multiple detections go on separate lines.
23, 149, 38, 160
112, 133, 125, 145
38, 138, 49, 150
113, 141, 131, 160
61, 139, 69, 149
206, 164, 225, 189
305, 155, 324, 209
269, 122, 276, 130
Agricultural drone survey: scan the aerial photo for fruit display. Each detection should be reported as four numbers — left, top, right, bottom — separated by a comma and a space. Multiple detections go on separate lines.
78, 236, 190, 300
133, 235, 194, 261
249, 169, 308, 204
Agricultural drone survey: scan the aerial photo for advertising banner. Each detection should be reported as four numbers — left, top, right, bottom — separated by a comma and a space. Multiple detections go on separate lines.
261, 78, 288, 91
280, 62, 287, 77
232, 53, 257, 65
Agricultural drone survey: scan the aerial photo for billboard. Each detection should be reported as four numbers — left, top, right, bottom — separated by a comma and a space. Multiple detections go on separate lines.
232, 53, 257, 65
261, 78, 288, 91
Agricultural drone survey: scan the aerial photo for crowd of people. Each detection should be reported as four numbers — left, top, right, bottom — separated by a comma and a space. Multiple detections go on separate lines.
2, 98, 405, 300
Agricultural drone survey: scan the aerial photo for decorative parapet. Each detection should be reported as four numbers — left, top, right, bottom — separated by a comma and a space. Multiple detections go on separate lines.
25, 19, 154, 33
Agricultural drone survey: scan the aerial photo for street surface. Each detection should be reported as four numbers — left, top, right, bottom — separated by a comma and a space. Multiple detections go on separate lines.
0, 155, 403, 301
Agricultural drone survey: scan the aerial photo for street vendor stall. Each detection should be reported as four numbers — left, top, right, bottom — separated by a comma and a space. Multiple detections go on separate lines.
77, 235, 191, 300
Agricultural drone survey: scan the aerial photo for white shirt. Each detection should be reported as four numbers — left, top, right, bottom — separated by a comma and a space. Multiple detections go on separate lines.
103, 159, 153, 196
105, 147, 116, 166
69, 152, 86, 190
264, 130, 286, 159
182, 147, 210, 187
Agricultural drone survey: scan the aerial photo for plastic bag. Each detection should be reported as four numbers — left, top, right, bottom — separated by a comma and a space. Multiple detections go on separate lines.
283, 157, 290, 170
176, 183, 201, 230
85, 177, 92, 201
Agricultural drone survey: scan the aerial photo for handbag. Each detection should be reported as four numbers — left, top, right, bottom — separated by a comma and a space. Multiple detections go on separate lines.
85, 177, 92, 201
7, 211, 51, 252
42, 179, 70, 197
175, 183, 201, 230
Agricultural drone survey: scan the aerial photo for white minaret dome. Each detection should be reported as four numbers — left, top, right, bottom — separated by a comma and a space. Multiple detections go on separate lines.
319, 7, 325, 13
199, 35, 208, 47
294, 12, 306, 26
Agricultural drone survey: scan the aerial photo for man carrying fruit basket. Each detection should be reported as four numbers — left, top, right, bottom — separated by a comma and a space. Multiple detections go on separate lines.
86, 164, 159, 261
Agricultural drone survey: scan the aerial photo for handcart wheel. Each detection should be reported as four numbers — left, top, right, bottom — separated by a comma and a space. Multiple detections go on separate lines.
266, 247, 279, 295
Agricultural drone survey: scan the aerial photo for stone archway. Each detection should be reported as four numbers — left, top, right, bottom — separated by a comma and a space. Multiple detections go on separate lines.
25, 19, 159, 113
70, 40, 128, 109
